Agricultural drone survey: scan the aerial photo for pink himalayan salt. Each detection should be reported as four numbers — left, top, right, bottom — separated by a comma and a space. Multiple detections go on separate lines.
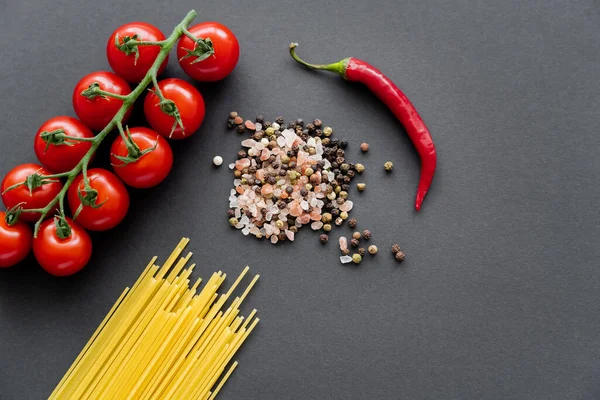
311, 221, 323, 230
285, 230, 295, 241
260, 149, 270, 161
256, 169, 265, 181
235, 158, 250, 170
339, 237, 348, 252
310, 209, 322, 221
236, 186, 244, 195
339, 200, 353, 212
261, 184, 274, 198
297, 214, 311, 225
289, 201, 303, 217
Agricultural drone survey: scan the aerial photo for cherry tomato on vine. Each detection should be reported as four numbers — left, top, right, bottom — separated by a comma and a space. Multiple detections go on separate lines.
33, 217, 92, 276
33, 116, 95, 173
1, 163, 63, 222
0, 211, 32, 268
67, 169, 129, 231
177, 22, 239, 82
143, 78, 205, 139
107, 22, 168, 83
72, 71, 132, 131
110, 127, 173, 188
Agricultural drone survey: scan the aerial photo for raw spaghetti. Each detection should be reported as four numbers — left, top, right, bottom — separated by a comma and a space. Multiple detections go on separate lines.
49, 238, 259, 400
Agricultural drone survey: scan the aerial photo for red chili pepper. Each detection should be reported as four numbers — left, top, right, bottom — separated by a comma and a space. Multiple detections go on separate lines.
289, 43, 437, 211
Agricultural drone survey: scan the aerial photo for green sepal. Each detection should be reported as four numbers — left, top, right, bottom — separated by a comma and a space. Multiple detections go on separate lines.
115, 33, 140, 64
54, 215, 71, 239
179, 37, 214, 64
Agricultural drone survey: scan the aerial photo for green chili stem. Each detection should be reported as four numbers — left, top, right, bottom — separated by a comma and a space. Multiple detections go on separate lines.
288, 43, 348, 77
13, 10, 200, 237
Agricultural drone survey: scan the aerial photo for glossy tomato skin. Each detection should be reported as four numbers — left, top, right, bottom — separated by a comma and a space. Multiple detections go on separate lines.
33, 217, 92, 276
72, 71, 132, 131
67, 169, 129, 231
143, 78, 205, 139
107, 22, 168, 83
34, 116, 95, 173
1, 164, 63, 222
0, 211, 32, 268
110, 127, 173, 188
177, 22, 239, 82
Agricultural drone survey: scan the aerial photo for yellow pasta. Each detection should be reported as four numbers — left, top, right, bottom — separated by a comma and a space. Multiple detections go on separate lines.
49, 238, 259, 400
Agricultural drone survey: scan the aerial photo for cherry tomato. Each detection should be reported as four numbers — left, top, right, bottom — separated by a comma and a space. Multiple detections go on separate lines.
107, 22, 168, 83
177, 22, 239, 82
33, 217, 92, 276
1, 163, 63, 222
110, 127, 173, 188
67, 169, 129, 231
143, 78, 205, 139
72, 71, 132, 131
33, 116, 95, 173
0, 211, 32, 268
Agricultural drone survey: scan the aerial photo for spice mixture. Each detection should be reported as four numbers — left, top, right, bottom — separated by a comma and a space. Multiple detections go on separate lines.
226, 113, 359, 244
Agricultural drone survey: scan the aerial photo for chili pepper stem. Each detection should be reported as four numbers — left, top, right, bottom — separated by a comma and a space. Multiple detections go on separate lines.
289, 43, 349, 78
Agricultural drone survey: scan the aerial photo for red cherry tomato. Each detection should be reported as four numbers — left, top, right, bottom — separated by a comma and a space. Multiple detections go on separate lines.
143, 78, 205, 139
72, 71, 132, 131
33, 116, 95, 173
107, 22, 168, 83
177, 22, 239, 82
0, 211, 32, 268
33, 217, 92, 276
67, 169, 129, 231
110, 127, 173, 188
1, 164, 63, 222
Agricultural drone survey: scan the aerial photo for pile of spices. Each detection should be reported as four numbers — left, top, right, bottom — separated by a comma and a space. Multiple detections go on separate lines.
338, 224, 377, 265
226, 113, 360, 244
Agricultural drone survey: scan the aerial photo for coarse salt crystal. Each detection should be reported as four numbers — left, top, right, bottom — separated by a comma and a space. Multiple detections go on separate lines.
229, 163, 235, 170
340, 200, 353, 212
272, 122, 280, 131
241, 139, 257, 148
339, 236, 348, 251
300, 200, 309, 210
340, 255, 353, 264
242, 227, 250, 235
285, 230, 294, 241
271, 235, 279, 244
311, 221, 323, 230
255, 123, 262, 131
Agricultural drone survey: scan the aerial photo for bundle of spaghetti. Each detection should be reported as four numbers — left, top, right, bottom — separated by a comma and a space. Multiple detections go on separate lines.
49, 238, 259, 400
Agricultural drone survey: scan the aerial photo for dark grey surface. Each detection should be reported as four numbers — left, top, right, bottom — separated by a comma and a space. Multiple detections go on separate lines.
0, 0, 599, 399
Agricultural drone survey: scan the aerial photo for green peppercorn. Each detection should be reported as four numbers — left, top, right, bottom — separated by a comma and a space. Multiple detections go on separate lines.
305, 183, 313, 191
234, 170, 242, 178
327, 192, 336, 200
355, 163, 365, 173
358, 248, 366, 256
241, 178, 248, 185
340, 211, 348, 220
265, 127, 275, 136
229, 217, 238, 226
275, 220, 284, 229
384, 161, 393, 171
323, 223, 332, 232
322, 213, 332, 223
352, 253, 362, 264
339, 191, 348, 199
368, 245, 378, 255
348, 218, 357, 228
334, 186, 341, 194
308, 147, 316, 156
256, 232, 263, 239
323, 126, 333, 137
281, 155, 290, 164
357, 183, 366, 192
305, 167, 314, 176
340, 163, 350, 173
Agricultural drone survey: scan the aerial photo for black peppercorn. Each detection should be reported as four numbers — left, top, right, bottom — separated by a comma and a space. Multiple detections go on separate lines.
348, 218, 357, 228
247, 178, 255, 186
278, 170, 287, 177
278, 232, 286, 241
237, 125, 245, 133
285, 186, 294, 194
336, 149, 345, 157
341, 184, 350, 191
330, 179, 339, 187
272, 162, 280, 169
227, 209, 236, 218
350, 238, 360, 248
320, 234, 328, 244
395, 251, 406, 262
275, 116, 284, 124
267, 176, 277, 185
300, 187, 308, 196
330, 138, 339, 146
254, 187, 262, 194
340, 140, 348, 149
237, 150, 247, 159
256, 114, 265, 123
336, 156, 344, 165
324, 202, 334, 210
227, 119, 235, 129
362, 230, 371, 240
268, 155, 276, 163
253, 131, 263, 140
313, 118, 322, 127
331, 162, 339, 169
288, 122, 296, 129
263, 121, 272, 128
248, 166, 257, 173
347, 170, 356, 178
315, 129, 323, 137
306, 123, 315, 132
343, 176, 351, 184
358, 248, 366, 256
277, 200, 286, 209
289, 161, 297, 169
296, 118, 303, 126
331, 209, 340, 217
292, 145, 299, 153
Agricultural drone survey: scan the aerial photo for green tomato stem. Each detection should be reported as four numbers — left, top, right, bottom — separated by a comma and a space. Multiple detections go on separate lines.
15, 9, 199, 237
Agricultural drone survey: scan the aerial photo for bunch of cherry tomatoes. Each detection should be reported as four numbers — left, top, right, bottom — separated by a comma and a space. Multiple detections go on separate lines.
0, 20, 239, 276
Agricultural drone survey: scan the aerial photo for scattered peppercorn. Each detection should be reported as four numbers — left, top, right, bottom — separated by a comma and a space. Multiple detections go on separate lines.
348, 218, 357, 228
355, 163, 365, 173
391, 244, 401, 254
395, 250, 406, 262
320, 234, 329, 244
335, 217, 343, 226
352, 253, 362, 264
358, 247, 366, 256
323, 126, 333, 137
227, 209, 236, 218
350, 238, 360, 247
341, 248, 350, 256
230, 111, 239, 119
340, 211, 348, 220
237, 125, 245, 133
323, 224, 332, 232
384, 161, 393, 171
362, 229, 371, 240
368, 245, 378, 255
237, 150, 247, 159
340, 140, 348, 149
313, 118, 322, 127
357, 183, 366, 192
352, 232, 361, 240
275, 116, 284, 124
229, 217, 238, 226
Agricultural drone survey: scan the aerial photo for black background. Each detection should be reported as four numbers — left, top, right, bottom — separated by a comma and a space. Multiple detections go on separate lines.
1, 1, 599, 399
